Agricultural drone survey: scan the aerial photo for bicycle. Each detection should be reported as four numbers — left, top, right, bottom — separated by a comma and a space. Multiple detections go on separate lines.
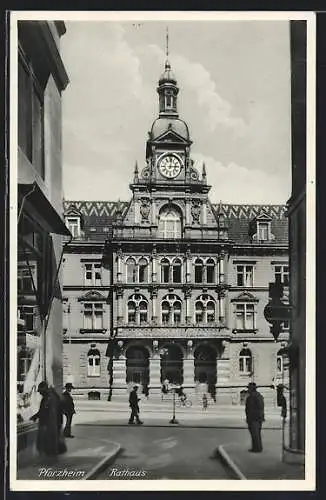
175, 397, 192, 408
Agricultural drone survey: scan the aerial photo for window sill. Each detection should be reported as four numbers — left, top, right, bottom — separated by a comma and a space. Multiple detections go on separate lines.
233, 329, 258, 334
80, 329, 107, 334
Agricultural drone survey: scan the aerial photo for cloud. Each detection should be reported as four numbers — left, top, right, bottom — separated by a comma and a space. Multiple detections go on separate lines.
192, 153, 290, 204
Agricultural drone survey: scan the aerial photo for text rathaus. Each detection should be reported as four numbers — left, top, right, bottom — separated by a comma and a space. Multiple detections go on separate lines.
63, 55, 289, 405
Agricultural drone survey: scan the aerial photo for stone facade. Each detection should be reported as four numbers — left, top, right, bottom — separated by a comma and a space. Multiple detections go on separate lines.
62, 57, 289, 406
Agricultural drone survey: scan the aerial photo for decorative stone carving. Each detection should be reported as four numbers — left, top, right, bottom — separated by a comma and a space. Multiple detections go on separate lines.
191, 200, 201, 223
140, 198, 151, 221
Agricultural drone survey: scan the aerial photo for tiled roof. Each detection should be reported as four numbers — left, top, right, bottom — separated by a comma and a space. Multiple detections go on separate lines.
63, 200, 288, 245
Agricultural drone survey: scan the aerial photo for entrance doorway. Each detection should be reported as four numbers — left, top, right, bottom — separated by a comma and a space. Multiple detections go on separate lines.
194, 345, 217, 393
126, 346, 149, 388
160, 344, 183, 385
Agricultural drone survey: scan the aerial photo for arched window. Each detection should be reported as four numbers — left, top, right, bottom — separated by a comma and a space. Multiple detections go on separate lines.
139, 301, 148, 324
126, 258, 137, 283
172, 258, 182, 283
207, 301, 215, 323
138, 258, 148, 283
161, 300, 170, 325
194, 258, 204, 283
161, 294, 182, 326
195, 302, 204, 323
127, 294, 148, 325
87, 348, 101, 377
239, 348, 252, 374
206, 258, 215, 284
195, 294, 216, 324
161, 258, 170, 283
158, 206, 182, 239
127, 300, 136, 323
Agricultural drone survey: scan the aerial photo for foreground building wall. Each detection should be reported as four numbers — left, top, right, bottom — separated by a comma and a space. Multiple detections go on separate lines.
17, 20, 70, 426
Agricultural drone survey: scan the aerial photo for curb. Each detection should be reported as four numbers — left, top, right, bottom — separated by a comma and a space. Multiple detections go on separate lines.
215, 445, 247, 480
84, 442, 122, 480
76, 422, 282, 430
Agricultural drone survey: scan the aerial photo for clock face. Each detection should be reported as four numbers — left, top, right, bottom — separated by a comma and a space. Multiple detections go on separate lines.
158, 155, 182, 179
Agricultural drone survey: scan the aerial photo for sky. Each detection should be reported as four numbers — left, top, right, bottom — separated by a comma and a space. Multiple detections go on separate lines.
60, 19, 292, 204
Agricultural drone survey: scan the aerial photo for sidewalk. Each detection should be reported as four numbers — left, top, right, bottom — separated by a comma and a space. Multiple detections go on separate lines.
17, 427, 121, 480
216, 428, 305, 480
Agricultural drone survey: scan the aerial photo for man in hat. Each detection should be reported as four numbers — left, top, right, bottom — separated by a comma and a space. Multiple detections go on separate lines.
62, 382, 76, 438
245, 382, 265, 452
30, 381, 66, 455
128, 385, 143, 425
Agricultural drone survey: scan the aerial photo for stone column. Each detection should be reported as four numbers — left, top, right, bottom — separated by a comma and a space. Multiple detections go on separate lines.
201, 201, 207, 225
186, 248, 192, 283
151, 248, 157, 283
219, 290, 225, 323
149, 354, 161, 392
219, 252, 225, 284
116, 287, 124, 324
151, 199, 156, 225
117, 251, 123, 283
112, 355, 126, 394
150, 286, 158, 324
185, 199, 191, 225
183, 345, 195, 388
184, 286, 192, 324
134, 199, 140, 223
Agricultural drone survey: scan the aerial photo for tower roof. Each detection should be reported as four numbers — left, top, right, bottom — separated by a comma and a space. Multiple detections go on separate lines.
159, 60, 177, 85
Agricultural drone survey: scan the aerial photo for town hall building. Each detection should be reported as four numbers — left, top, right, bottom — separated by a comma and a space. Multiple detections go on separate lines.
62, 56, 289, 405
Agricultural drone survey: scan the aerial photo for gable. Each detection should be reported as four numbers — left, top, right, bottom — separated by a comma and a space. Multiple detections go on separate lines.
153, 129, 189, 144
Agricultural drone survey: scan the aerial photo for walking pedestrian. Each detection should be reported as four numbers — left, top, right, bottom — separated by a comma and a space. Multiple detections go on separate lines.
62, 382, 76, 438
128, 385, 143, 424
245, 382, 265, 453
202, 393, 208, 411
30, 381, 66, 456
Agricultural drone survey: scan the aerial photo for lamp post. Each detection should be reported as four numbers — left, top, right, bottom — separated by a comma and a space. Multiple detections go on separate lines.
169, 387, 179, 425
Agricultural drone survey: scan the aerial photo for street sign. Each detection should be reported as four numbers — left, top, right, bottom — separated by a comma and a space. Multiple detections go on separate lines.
264, 303, 291, 323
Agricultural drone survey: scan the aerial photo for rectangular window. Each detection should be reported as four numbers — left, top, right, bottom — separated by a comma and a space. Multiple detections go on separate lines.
83, 303, 103, 330
19, 305, 35, 332
235, 303, 255, 330
18, 55, 44, 178
257, 222, 269, 241
274, 265, 289, 286
236, 265, 254, 287
239, 356, 252, 374
66, 217, 80, 238
84, 262, 102, 286
88, 356, 100, 377
162, 312, 169, 325
277, 356, 283, 375
17, 265, 36, 292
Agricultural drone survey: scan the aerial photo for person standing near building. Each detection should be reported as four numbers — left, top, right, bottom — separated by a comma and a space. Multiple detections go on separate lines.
62, 382, 76, 438
30, 381, 66, 456
128, 385, 143, 425
202, 393, 208, 411
245, 382, 265, 452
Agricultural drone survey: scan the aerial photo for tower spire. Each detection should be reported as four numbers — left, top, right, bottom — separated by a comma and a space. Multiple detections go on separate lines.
166, 26, 169, 59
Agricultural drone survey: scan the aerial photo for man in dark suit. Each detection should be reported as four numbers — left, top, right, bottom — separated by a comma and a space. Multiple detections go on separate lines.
128, 385, 143, 425
62, 382, 76, 438
245, 382, 265, 452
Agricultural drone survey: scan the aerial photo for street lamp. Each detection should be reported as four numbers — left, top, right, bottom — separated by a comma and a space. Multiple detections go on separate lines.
169, 387, 179, 425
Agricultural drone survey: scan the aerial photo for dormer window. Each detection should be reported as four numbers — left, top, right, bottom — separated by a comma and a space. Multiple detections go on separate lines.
65, 216, 80, 238
257, 222, 269, 241
251, 213, 274, 242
